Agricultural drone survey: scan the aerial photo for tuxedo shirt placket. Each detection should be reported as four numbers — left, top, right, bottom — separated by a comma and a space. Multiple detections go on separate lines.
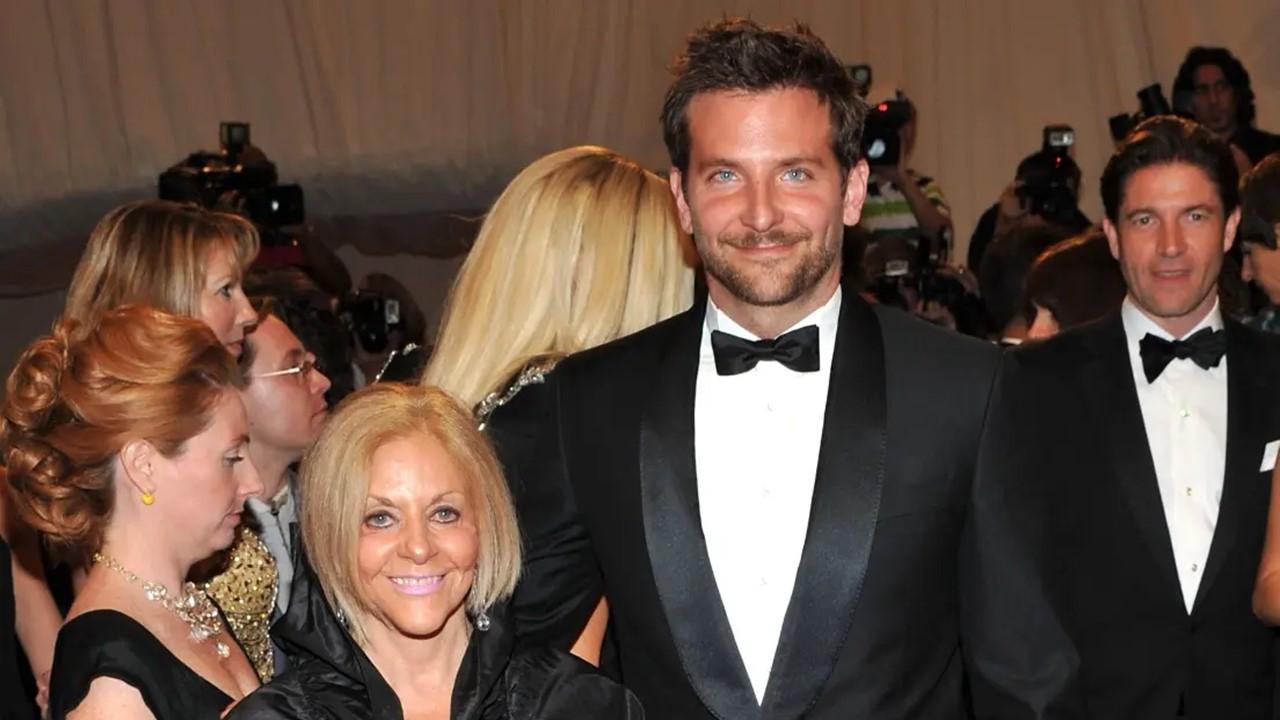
694, 290, 839, 703
1122, 298, 1227, 612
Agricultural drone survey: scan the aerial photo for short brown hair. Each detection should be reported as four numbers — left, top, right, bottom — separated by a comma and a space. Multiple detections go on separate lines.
1024, 229, 1128, 330
299, 384, 521, 644
1239, 153, 1280, 249
2, 306, 244, 564
64, 200, 259, 330
661, 18, 865, 176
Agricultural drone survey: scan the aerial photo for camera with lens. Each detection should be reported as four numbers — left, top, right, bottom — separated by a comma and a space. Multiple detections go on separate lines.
863, 236, 981, 333
159, 122, 305, 236
338, 290, 403, 355
1108, 84, 1172, 142
861, 96, 912, 168
1015, 125, 1081, 227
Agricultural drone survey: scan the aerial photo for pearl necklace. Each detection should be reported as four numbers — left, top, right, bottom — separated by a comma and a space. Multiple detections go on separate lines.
92, 552, 231, 660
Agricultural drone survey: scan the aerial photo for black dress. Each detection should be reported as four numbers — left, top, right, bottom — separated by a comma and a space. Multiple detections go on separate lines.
1, 538, 34, 720
47, 610, 233, 719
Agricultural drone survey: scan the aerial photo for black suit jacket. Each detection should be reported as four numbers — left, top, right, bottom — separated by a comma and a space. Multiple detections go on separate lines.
488, 291, 1080, 719
988, 312, 1280, 719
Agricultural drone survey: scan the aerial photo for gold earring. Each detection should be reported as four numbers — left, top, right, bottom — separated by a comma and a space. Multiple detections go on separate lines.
141, 491, 155, 506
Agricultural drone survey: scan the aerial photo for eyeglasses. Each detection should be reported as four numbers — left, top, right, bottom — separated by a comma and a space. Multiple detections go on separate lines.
251, 355, 317, 383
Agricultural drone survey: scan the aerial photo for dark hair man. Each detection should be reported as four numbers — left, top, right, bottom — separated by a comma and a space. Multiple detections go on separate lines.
987, 115, 1280, 718
487, 18, 1077, 719
1174, 46, 1280, 166
1238, 153, 1280, 331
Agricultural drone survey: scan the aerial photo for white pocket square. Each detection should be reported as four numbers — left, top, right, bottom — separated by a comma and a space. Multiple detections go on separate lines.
1261, 440, 1280, 472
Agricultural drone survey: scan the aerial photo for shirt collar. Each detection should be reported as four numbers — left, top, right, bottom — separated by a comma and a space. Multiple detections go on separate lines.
705, 286, 843, 342
1121, 295, 1223, 345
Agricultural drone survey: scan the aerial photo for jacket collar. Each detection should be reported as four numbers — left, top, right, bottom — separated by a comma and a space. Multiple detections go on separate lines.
273, 550, 516, 719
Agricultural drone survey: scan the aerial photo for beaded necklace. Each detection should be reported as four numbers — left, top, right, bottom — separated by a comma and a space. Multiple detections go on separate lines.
92, 552, 230, 660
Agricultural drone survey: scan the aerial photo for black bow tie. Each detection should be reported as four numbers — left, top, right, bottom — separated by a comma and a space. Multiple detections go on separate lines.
710, 325, 820, 376
1138, 327, 1226, 383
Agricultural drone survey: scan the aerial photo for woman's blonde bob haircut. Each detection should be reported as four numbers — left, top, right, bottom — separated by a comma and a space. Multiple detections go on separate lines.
423, 145, 695, 407
64, 199, 259, 328
299, 383, 521, 644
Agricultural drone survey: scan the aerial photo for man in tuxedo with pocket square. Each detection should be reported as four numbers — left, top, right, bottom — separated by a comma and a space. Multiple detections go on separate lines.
985, 115, 1280, 719
485, 18, 1081, 720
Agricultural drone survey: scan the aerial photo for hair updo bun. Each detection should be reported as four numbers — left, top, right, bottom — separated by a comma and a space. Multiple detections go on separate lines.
1, 305, 244, 564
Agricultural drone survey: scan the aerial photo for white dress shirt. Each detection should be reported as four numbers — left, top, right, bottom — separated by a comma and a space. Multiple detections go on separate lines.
695, 288, 841, 702
1121, 297, 1227, 612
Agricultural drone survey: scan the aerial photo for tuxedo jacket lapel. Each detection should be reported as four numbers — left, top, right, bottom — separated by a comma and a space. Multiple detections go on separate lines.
639, 296, 760, 720
760, 297, 888, 720
1081, 314, 1183, 602
1192, 320, 1270, 615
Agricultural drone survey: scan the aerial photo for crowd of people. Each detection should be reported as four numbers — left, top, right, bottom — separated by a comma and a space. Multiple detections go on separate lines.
3, 16, 1280, 720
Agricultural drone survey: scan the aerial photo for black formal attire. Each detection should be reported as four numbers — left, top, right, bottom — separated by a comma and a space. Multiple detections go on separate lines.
984, 308, 1280, 719
1, 538, 34, 720
488, 287, 1080, 720
228, 553, 641, 720
1231, 125, 1280, 166
47, 610, 233, 719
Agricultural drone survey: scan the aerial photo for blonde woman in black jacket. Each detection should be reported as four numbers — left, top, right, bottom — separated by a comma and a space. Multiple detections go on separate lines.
227, 385, 641, 720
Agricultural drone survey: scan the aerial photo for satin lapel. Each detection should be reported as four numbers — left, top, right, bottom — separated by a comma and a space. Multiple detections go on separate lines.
639, 296, 761, 720
759, 297, 887, 720
1081, 314, 1182, 600
1192, 321, 1266, 615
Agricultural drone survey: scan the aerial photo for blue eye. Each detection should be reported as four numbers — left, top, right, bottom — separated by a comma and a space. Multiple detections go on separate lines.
782, 168, 809, 181
711, 170, 736, 183
365, 511, 394, 529
432, 506, 460, 523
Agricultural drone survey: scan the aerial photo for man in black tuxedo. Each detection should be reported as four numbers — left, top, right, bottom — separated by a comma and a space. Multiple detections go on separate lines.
488, 19, 1078, 719
988, 115, 1280, 719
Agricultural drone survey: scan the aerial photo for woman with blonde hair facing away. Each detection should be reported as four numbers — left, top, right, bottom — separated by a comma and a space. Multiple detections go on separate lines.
2, 306, 264, 718
227, 384, 641, 719
422, 146, 695, 663
424, 145, 694, 409
2, 199, 268, 709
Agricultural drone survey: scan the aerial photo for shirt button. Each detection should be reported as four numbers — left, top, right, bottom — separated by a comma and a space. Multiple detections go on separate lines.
1186, 487, 1192, 497
1191, 563, 1199, 572
759, 577, 769, 587
1179, 408, 1191, 418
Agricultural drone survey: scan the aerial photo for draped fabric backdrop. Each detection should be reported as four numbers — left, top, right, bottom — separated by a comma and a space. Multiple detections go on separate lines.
0, 1, 1276, 346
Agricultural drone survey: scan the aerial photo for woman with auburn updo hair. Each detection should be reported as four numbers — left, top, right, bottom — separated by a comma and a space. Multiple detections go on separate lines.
422, 146, 695, 664
3, 199, 265, 705
1, 306, 264, 719
227, 384, 641, 720
6, 199, 286, 692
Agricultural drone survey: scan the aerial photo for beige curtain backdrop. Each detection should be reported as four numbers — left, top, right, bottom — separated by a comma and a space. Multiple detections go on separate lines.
1, 0, 1277, 295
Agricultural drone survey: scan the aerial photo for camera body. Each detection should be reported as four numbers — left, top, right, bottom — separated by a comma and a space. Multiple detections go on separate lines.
862, 99, 912, 167
338, 291, 403, 355
158, 122, 305, 232
1016, 125, 1080, 226
1108, 84, 1172, 142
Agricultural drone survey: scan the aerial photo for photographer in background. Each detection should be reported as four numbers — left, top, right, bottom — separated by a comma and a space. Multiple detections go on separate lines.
1174, 47, 1280, 167
863, 235, 985, 337
857, 96, 954, 256
967, 147, 1092, 270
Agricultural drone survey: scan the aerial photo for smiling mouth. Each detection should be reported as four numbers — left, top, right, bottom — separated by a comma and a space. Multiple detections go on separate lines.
389, 575, 445, 595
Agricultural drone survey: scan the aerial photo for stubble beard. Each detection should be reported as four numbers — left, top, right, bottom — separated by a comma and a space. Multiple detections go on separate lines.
697, 226, 839, 307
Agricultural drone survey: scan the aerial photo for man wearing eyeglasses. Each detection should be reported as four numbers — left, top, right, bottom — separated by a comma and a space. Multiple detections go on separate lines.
238, 300, 332, 631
